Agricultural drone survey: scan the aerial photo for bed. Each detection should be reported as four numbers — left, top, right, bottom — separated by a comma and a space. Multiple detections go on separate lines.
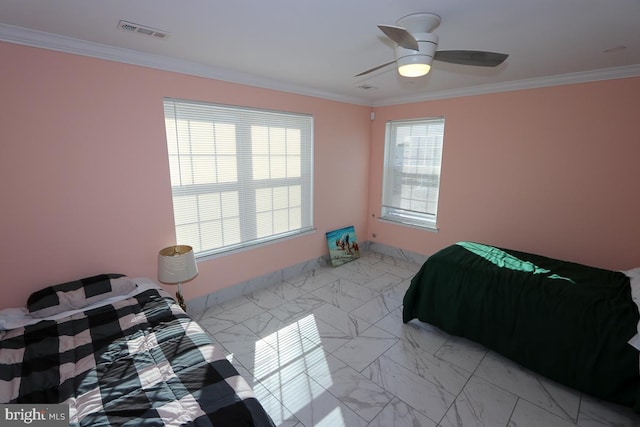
402, 241, 640, 411
0, 274, 275, 426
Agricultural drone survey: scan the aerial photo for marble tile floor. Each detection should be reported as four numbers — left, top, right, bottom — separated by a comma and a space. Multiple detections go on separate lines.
190, 251, 640, 427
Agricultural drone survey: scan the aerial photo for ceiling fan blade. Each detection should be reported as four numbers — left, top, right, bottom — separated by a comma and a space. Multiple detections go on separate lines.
434, 50, 508, 67
354, 60, 397, 77
377, 25, 419, 51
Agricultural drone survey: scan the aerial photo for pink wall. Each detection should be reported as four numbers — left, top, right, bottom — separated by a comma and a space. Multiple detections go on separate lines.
369, 77, 640, 270
2, 39, 638, 310
0, 41, 371, 309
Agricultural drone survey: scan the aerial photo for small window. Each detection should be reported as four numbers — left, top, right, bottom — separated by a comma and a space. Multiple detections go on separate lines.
381, 117, 445, 230
163, 98, 314, 257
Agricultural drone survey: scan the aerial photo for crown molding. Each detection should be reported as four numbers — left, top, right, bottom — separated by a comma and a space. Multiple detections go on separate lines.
372, 64, 640, 106
0, 23, 368, 106
2, 23, 639, 108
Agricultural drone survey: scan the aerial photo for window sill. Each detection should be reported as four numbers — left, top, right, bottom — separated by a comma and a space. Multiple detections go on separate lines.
377, 216, 439, 232
195, 228, 317, 262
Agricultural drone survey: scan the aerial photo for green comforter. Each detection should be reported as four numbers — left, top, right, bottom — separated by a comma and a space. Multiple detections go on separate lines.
403, 242, 640, 410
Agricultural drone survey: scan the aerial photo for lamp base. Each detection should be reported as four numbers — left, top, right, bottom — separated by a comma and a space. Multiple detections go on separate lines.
176, 289, 186, 312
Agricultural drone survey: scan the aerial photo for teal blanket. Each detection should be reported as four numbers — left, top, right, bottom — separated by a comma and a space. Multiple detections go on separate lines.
403, 242, 640, 411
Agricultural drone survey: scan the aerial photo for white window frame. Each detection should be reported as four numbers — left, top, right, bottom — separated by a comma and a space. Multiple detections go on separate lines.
163, 98, 314, 258
380, 117, 445, 230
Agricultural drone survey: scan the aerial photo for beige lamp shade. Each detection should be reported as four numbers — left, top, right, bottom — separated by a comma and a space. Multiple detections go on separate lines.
158, 245, 198, 284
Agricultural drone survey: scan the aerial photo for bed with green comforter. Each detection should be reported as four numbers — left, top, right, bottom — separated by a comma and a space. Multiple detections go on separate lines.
403, 241, 640, 411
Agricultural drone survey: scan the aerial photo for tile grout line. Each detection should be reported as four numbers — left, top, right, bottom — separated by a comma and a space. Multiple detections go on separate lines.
434, 343, 490, 426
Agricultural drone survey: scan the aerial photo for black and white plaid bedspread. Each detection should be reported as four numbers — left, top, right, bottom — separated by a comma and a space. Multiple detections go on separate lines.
0, 288, 275, 427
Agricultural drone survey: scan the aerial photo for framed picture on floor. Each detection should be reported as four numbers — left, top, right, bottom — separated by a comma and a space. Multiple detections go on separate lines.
326, 225, 360, 267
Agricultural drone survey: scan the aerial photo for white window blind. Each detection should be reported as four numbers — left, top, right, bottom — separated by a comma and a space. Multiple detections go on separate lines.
163, 98, 313, 257
381, 117, 445, 229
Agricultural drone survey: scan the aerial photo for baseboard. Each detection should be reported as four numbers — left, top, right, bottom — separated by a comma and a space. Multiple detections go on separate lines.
186, 240, 426, 315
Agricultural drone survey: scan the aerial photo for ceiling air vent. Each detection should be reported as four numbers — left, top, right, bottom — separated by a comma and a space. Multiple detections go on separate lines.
118, 20, 169, 40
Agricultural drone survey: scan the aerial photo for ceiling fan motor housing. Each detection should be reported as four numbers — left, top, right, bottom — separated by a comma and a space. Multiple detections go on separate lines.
395, 32, 439, 70
394, 13, 441, 76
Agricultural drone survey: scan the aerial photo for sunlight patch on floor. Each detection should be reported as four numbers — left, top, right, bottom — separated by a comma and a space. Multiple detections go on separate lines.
250, 314, 354, 426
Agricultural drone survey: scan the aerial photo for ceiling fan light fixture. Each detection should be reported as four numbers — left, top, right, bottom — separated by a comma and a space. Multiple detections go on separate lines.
398, 61, 431, 77
397, 55, 432, 77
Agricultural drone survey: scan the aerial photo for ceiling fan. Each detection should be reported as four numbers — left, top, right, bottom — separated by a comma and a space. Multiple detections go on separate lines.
356, 13, 508, 78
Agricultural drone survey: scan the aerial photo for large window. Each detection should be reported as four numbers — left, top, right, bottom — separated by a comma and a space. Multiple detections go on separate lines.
163, 98, 313, 258
381, 117, 445, 230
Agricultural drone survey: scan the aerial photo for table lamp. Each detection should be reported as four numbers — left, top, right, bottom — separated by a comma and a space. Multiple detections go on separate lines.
158, 245, 198, 311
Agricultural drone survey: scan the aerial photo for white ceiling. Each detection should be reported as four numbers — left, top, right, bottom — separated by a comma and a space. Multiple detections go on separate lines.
1, 0, 640, 106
